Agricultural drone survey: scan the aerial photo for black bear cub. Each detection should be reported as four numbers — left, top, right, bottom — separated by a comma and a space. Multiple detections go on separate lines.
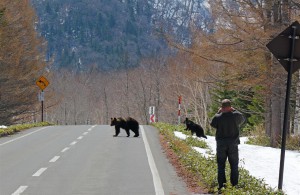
110, 117, 139, 137
184, 117, 207, 139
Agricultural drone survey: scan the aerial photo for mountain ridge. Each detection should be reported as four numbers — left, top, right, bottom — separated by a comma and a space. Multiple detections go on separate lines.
31, 0, 210, 71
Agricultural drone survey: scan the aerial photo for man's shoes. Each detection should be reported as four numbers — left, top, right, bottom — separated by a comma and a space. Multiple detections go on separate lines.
218, 187, 224, 194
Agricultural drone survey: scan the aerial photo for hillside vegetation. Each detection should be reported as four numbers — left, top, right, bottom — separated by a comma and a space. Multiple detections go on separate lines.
31, 0, 210, 71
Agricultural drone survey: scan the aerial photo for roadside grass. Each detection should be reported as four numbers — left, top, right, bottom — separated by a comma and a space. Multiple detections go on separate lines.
246, 124, 271, 147
175, 125, 209, 149
286, 134, 300, 150
0, 122, 53, 137
154, 122, 285, 194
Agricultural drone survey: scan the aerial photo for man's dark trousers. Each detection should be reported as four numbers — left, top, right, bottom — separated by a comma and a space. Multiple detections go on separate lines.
216, 141, 239, 189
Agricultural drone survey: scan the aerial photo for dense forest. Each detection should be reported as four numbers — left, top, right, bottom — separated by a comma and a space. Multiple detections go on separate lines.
31, 0, 211, 70
1, 0, 300, 148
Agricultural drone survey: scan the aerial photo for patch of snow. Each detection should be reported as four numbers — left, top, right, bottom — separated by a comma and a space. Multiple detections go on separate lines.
174, 131, 300, 195
192, 146, 213, 158
202, 0, 210, 9
174, 131, 187, 140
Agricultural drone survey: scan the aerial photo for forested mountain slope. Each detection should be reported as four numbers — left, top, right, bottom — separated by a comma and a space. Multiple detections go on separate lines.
31, 0, 210, 71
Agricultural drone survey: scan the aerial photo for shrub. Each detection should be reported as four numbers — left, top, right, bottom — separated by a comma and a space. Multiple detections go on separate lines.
246, 124, 300, 151
0, 122, 52, 137
185, 136, 208, 148
285, 135, 300, 151
246, 124, 271, 147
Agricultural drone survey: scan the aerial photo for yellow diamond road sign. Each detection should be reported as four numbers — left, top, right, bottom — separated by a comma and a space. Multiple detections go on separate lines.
36, 76, 49, 90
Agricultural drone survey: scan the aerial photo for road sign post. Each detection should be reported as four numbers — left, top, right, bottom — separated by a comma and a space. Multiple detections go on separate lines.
149, 106, 155, 123
41, 91, 44, 122
266, 21, 300, 190
38, 91, 45, 122
36, 76, 49, 122
36, 76, 49, 91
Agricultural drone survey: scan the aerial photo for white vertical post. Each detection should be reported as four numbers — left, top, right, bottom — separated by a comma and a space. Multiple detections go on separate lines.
178, 96, 181, 124
149, 106, 155, 123
295, 72, 300, 135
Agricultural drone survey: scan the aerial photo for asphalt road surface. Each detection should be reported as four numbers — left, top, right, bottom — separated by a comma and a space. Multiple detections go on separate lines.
0, 125, 193, 195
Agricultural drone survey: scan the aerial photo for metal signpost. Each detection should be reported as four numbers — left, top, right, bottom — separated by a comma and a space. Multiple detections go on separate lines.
36, 76, 49, 122
266, 21, 300, 190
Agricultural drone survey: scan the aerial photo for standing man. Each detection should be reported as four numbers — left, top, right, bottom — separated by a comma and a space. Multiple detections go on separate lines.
210, 99, 245, 191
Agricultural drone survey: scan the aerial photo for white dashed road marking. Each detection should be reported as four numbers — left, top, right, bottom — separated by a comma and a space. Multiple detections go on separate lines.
10, 126, 98, 195
32, 168, 47, 177
61, 147, 69, 153
49, 156, 60, 163
88, 125, 96, 131
11, 186, 28, 195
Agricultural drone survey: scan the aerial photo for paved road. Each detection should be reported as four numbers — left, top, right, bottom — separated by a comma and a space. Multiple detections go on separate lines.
0, 125, 192, 195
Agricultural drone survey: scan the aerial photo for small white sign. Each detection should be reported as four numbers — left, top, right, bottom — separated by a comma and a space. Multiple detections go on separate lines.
38, 91, 44, 101
149, 106, 155, 115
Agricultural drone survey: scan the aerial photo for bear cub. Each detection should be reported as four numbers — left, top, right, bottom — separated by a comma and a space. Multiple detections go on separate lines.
110, 117, 139, 137
184, 117, 207, 139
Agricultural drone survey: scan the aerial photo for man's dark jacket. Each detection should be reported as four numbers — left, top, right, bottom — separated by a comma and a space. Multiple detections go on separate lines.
210, 110, 245, 144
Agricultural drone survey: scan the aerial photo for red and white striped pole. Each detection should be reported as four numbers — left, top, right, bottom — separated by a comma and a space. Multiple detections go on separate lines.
178, 95, 181, 124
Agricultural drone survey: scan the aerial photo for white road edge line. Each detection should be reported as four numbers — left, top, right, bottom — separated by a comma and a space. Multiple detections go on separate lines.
11, 186, 28, 195
61, 147, 69, 153
32, 168, 47, 177
0, 127, 49, 147
140, 125, 165, 195
49, 156, 60, 163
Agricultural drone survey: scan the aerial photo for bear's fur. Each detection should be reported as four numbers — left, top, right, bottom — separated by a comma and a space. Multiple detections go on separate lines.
110, 117, 139, 137
184, 117, 207, 139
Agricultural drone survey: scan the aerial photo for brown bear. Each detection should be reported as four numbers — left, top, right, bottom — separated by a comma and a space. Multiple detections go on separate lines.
110, 117, 139, 137
184, 117, 207, 139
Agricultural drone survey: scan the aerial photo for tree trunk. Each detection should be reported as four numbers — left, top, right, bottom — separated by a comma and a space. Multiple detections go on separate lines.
264, 52, 272, 137
264, 0, 291, 147
270, 69, 283, 147
264, 0, 274, 138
